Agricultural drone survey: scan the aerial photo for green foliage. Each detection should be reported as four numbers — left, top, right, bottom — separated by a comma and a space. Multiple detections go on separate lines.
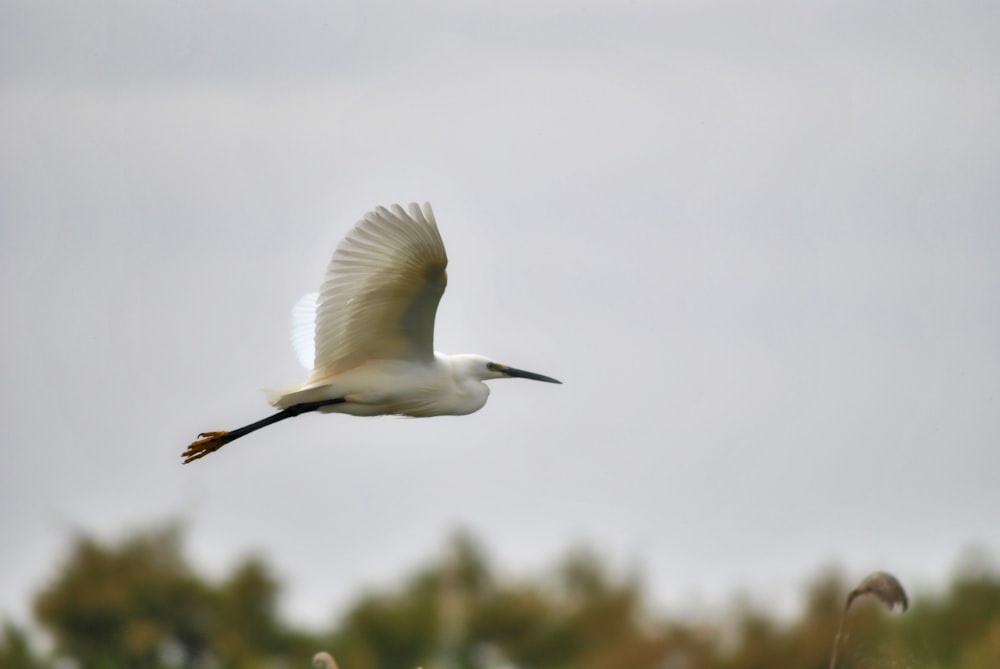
0, 622, 46, 669
898, 567, 1000, 669
4, 524, 1000, 668
336, 539, 669, 669
29, 523, 317, 668
34, 525, 211, 668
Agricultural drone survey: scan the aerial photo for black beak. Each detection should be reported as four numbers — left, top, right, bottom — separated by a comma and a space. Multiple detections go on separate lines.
502, 366, 562, 384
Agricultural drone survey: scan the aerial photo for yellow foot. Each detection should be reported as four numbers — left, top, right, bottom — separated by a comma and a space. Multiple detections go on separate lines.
182, 431, 232, 464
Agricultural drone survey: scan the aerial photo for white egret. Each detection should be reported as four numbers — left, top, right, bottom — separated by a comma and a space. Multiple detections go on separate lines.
183, 203, 560, 464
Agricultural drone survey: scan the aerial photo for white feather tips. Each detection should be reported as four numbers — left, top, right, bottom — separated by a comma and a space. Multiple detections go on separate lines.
291, 292, 318, 371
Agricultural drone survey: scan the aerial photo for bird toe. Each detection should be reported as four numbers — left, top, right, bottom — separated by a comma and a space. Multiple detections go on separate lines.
181, 431, 231, 464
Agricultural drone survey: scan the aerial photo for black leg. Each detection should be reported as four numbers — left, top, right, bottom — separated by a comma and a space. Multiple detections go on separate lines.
182, 398, 346, 464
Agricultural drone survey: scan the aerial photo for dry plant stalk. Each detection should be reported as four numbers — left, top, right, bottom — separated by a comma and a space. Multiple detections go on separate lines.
313, 652, 339, 669
313, 651, 423, 669
829, 571, 908, 669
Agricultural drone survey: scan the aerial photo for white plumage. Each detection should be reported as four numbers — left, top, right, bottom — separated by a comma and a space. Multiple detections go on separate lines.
314, 202, 446, 374
183, 202, 560, 463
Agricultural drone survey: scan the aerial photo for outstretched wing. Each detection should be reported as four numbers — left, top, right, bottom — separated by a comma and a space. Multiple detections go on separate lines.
311, 203, 447, 377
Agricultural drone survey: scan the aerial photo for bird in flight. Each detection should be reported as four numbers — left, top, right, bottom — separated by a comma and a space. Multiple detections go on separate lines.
182, 203, 560, 463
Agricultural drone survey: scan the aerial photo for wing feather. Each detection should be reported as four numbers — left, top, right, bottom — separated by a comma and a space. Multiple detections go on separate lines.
290, 292, 318, 371
311, 202, 447, 377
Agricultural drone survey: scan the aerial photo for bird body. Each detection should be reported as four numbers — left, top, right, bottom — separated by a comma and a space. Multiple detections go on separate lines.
271, 353, 497, 418
183, 202, 560, 463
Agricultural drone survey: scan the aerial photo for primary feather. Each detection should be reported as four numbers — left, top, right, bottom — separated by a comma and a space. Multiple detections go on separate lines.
311, 203, 447, 378
290, 292, 319, 371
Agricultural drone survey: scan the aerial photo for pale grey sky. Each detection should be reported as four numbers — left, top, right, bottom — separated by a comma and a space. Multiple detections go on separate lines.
2, 0, 998, 628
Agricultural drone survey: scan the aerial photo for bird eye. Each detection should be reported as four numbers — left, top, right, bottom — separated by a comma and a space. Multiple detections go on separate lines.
486, 362, 498, 371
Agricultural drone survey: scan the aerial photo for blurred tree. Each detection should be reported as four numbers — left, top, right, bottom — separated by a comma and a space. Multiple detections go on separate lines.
335, 536, 676, 669
550, 548, 669, 669
790, 571, 845, 669
333, 532, 486, 669
724, 604, 787, 669
956, 618, 1000, 669
14, 522, 1000, 669
0, 621, 46, 669
35, 525, 212, 668
899, 565, 1000, 669
32, 523, 317, 668
212, 555, 312, 668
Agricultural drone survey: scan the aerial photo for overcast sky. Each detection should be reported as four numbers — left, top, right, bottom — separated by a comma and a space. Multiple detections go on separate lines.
2, 0, 999, 629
